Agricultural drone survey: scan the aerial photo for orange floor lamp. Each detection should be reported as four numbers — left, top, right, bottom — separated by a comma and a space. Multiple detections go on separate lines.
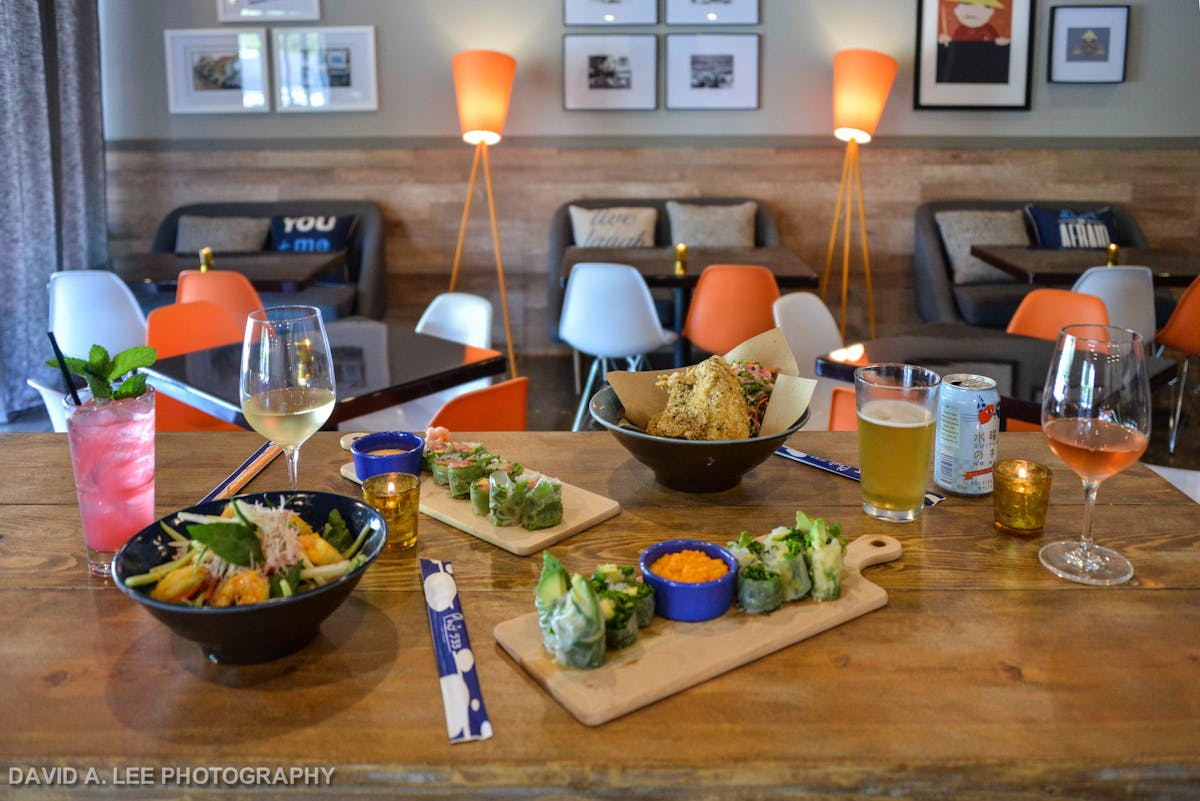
820, 48, 898, 340
448, 49, 519, 377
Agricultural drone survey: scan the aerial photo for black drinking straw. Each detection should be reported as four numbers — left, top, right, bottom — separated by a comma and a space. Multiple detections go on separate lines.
47, 332, 83, 406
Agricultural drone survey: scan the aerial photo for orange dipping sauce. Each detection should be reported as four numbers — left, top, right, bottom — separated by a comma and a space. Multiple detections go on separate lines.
649, 549, 729, 583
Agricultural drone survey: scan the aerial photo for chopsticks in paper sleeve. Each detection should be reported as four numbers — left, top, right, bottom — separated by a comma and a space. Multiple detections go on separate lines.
198, 442, 283, 504
775, 445, 945, 507
420, 558, 493, 743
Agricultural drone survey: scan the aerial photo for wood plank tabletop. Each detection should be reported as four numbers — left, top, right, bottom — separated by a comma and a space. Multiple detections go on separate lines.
110, 251, 346, 292
969, 245, 1199, 286
2, 431, 1197, 800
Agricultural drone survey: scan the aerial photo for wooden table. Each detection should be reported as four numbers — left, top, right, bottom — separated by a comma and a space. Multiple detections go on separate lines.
111, 251, 347, 293
3, 431, 1197, 800
143, 319, 506, 429
970, 245, 1199, 286
563, 247, 818, 366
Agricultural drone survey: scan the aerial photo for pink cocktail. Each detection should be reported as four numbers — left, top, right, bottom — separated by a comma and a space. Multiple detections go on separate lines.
65, 388, 156, 577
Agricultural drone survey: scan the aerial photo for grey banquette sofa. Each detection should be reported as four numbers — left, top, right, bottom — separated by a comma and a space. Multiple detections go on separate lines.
150, 200, 387, 320
546, 197, 783, 339
914, 199, 1157, 328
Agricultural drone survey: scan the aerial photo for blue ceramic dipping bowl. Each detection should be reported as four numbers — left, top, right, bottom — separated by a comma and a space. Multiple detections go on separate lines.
351, 431, 425, 481
639, 539, 738, 622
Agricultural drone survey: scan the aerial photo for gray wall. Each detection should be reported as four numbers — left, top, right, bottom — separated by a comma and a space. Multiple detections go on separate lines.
100, 0, 1200, 142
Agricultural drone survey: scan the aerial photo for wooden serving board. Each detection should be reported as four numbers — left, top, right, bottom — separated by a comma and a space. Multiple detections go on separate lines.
494, 534, 901, 726
339, 463, 621, 556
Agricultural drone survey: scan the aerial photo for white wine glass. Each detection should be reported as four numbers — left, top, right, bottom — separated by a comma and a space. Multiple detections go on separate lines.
1040, 324, 1150, 586
240, 305, 337, 491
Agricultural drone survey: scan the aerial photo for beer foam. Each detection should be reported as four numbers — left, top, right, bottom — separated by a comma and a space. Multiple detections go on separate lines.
859, 399, 932, 427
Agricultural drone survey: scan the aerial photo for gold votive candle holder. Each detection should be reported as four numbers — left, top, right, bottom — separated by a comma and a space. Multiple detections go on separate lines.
362, 472, 420, 550
993, 459, 1053, 537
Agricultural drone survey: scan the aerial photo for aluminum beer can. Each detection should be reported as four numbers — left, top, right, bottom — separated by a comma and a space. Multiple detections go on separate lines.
934, 374, 1000, 496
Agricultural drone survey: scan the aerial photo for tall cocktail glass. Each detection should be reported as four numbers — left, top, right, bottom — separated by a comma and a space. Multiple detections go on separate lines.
854, 363, 941, 522
64, 387, 157, 577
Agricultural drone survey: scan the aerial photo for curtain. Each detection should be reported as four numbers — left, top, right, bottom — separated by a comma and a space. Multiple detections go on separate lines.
0, 0, 106, 422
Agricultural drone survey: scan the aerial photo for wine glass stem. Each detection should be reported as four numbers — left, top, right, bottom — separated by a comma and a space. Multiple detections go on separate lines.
283, 445, 301, 491
1079, 479, 1100, 548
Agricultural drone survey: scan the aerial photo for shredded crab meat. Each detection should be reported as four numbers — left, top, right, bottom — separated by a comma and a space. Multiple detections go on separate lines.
174, 500, 304, 579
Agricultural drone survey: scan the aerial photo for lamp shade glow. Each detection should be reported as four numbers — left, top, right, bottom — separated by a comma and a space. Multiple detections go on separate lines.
832, 49, 898, 144
452, 49, 516, 146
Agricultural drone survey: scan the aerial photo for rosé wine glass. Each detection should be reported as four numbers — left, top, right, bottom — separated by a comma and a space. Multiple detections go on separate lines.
1040, 324, 1150, 585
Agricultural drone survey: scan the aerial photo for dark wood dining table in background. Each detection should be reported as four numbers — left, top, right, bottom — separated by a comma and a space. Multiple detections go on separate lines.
970, 245, 1200, 286
2, 430, 1197, 800
110, 251, 347, 293
142, 318, 506, 429
562, 246, 818, 366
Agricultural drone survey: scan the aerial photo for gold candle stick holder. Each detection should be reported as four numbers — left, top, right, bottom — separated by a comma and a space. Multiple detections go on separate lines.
673, 242, 688, 276
993, 459, 1053, 537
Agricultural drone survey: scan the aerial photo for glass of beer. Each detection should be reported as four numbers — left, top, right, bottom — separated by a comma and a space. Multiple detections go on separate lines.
854, 364, 941, 522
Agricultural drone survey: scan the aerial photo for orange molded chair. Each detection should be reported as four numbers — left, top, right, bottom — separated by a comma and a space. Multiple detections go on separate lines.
682, 264, 781, 355
1005, 288, 1109, 342
146, 301, 245, 432
428, 377, 529, 432
176, 269, 264, 331
828, 385, 858, 431
1156, 275, 1200, 454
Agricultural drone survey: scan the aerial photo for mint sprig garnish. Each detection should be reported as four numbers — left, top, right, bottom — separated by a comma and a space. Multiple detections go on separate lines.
48, 344, 157, 400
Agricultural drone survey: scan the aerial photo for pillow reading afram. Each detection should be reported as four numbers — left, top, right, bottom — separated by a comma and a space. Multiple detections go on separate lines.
174, 215, 270, 254
271, 215, 357, 253
568, 206, 656, 247
934, 210, 1029, 286
1024, 205, 1117, 249
666, 201, 756, 247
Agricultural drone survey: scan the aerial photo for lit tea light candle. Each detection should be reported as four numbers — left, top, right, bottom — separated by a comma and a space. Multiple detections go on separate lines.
993, 459, 1053, 537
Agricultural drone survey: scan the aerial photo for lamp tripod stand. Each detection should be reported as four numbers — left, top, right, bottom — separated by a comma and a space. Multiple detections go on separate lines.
820, 138, 876, 341
447, 140, 518, 377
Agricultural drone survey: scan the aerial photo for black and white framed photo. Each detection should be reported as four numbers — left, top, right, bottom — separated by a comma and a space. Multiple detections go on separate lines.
665, 34, 759, 110
164, 28, 269, 113
217, 0, 320, 22
563, 34, 657, 110
273, 26, 377, 112
1048, 5, 1128, 83
914, 0, 1036, 110
666, 0, 759, 25
564, 0, 657, 25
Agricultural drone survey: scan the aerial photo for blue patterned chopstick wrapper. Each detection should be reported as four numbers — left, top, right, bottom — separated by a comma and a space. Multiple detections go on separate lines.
419, 558, 493, 743
775, 445, 946, 506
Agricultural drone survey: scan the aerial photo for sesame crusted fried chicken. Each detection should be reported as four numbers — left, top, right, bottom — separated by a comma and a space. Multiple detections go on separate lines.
646, 357, 752, 440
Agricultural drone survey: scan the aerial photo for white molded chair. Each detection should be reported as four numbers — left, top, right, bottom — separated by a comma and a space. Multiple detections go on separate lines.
559, 262, 678, 431
772, 292, 848, 431
1071, 266, 1156, 344
25, 378, 68, 433
337, 292, 495, 432
49, 270, 147, 360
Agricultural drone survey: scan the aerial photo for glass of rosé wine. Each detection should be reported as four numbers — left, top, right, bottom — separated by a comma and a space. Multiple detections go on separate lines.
1040, 324, 1151, 585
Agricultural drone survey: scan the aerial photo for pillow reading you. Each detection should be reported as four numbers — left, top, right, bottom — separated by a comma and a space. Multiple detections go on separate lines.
568, 206, 656, 247
934, 210, 1029, 285
271, 214, 357, 253
1024, 205, 1117, 249
174, 215, 270, 254
666, 201, 756, 247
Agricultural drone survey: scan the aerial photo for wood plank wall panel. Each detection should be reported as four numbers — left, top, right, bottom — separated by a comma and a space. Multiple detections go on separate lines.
105, 144, 1200, 354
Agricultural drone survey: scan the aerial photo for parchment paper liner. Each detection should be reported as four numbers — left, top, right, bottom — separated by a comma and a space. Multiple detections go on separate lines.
605, 328, 816, 438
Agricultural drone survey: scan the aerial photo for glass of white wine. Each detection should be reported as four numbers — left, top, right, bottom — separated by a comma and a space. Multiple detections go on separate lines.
240, 306, 337, 490
1040, 324, 1151, 586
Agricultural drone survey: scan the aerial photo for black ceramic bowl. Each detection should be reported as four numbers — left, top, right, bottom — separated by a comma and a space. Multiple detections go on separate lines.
589, 385, 810, 492
112, 491, 387, 664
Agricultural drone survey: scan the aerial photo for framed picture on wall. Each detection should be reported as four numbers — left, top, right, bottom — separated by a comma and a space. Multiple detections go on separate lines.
914, 0, 1036, 110
665, 34, 760, 109
273, 26, 378, 112
1048, 5, 1129, 83
563, 34, 657, 110
164, 28, 269, 114
666, 0, 759, 25
217, 0, 320, 22
564, 0, 657, 26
